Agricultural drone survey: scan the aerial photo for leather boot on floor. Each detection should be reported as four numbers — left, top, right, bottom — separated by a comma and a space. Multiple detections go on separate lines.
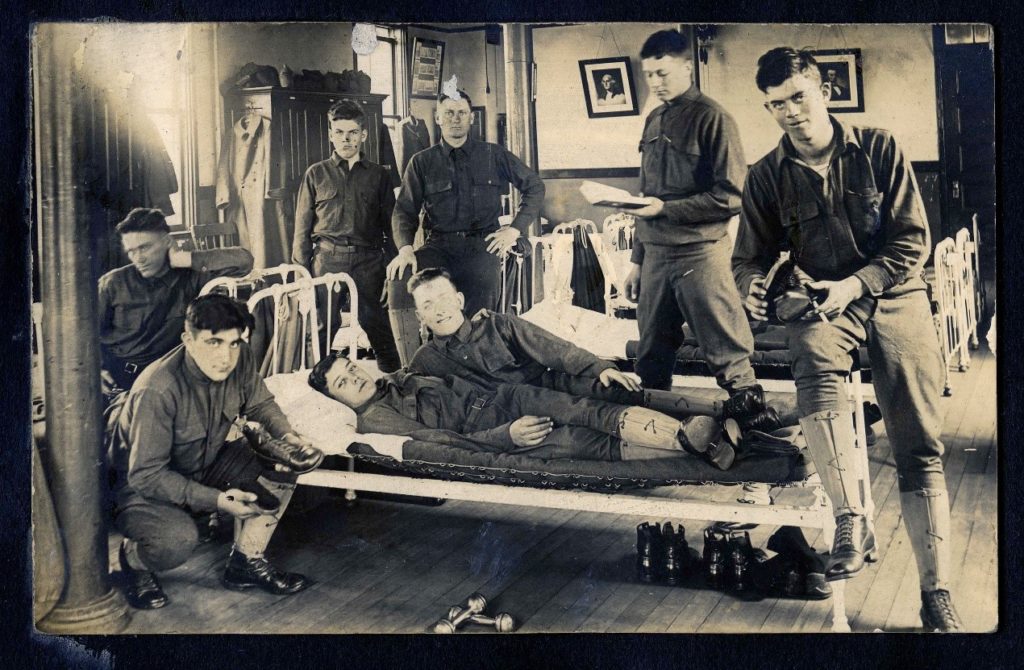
635, 522, 664, 583
702, 527, 728, 590
766, 526, 832, 598
119, 540, 169, 609
727, 531, 758, 592
661, 523, 698, 586
920, 589, 964, 632
221, 548, 312, 595
826, 513, 878, 581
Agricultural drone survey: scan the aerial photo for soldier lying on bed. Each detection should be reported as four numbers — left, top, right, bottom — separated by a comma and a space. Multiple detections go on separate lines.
404, 267, 793, 432
308, 353, 740, 467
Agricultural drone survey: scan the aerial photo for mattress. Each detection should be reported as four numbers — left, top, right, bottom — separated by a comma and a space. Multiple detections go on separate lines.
265, 370, 812, 492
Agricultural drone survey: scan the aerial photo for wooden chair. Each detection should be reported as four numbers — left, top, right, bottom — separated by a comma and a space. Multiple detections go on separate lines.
191, 222, 240, 251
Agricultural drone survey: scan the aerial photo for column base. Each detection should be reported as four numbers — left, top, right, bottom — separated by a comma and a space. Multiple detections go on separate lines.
36, 588, 131, 634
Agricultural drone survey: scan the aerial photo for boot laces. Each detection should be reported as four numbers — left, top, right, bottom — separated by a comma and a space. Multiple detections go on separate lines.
927, 590, 956, 621
835, 515, 856, 548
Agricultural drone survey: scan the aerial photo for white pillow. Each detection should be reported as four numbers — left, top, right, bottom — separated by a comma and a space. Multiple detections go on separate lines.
263, 371, 358, 455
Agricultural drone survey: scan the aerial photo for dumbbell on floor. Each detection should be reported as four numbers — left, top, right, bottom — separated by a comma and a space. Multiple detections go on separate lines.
468, 612, 516, 633
432, 593, 488, 634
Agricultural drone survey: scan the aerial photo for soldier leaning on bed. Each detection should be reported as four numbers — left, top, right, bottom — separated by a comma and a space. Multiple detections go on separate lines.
404, 268, 789, 435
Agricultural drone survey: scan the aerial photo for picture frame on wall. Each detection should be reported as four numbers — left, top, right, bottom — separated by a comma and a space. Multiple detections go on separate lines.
578, 56, 640, 119
410, 37, 445, 99
811, 48, 864, 113
470, 106, 486, 142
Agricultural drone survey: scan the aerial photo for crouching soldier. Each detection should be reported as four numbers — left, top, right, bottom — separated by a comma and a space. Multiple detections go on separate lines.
112, 294, 324, 609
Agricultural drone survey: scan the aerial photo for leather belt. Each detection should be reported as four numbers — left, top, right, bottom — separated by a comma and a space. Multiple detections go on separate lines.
428, 227, 499, 239
315, 238, 375, 252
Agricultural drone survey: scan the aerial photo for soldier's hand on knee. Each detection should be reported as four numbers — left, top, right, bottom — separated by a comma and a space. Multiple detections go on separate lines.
599, 368, 641, 392
386, 246, 417, 281
509, 416, 553, 447
218, 489, 262, 519
486, 226, 520, 256
745, 276, 769, 321
624, 264, 642, 303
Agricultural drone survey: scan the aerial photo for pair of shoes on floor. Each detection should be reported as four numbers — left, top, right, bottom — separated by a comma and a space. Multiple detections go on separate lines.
760, 526, 832, 600
636, 522, 700, 585
119, 539, 312, 609
702, 527, 765, 593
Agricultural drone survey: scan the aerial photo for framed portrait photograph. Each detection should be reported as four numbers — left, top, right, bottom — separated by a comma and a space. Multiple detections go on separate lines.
578, 56, 640, 118
812, 48, 864, 113
410, 36, 445, 99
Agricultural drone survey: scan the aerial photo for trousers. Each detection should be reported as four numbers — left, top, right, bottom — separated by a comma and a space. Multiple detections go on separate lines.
635, 236, 757, 391
313, 245, 401, 372
786, 284, 946, 492
463, 384, 628, 461
114, 439, 295, 571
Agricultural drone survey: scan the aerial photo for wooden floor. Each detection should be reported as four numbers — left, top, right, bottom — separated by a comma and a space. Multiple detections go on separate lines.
110, 346, 998, 634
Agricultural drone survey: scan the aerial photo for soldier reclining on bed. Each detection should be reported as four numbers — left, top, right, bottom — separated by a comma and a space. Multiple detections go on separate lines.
308, 353, 740, 467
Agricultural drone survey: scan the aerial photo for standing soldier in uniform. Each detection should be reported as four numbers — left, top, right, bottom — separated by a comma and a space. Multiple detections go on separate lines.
624, 29, 771, 426
385, 89, 545, 366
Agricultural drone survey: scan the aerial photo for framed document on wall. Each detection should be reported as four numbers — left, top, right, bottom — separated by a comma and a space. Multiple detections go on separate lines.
410, 37, 445, 99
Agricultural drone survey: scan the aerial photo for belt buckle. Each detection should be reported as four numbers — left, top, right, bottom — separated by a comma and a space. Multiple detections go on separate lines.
470, 397, 487, 411
124, 362, 138, 374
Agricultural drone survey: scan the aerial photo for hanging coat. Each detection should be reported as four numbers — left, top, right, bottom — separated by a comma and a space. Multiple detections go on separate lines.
570, 227, 606, 314
215, 114, 293, 269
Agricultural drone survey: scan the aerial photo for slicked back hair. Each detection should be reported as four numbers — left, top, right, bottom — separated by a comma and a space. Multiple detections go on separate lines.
115, 208, 170, 236
185, 294, 253, 336
407, 267, 458, 296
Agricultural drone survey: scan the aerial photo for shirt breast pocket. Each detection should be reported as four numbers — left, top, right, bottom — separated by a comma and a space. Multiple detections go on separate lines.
781, 200, 826, 261
314, 182, 338, 205
113, 301, 153, 331
481, 348, 517, 374
471, 172, 505, 213
423, 179, 455, 220
662, 138, 701, 193
844, 189, 884, 250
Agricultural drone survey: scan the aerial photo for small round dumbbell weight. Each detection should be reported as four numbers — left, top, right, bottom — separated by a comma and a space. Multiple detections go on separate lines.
431, 593, 488, 634
468, 612, 516, 633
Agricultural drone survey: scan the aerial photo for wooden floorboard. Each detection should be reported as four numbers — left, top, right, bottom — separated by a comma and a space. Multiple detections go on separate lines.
113, 347, 997, 634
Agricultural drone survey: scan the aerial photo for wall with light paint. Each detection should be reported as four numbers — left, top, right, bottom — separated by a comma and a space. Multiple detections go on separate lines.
700, 23, 939, 161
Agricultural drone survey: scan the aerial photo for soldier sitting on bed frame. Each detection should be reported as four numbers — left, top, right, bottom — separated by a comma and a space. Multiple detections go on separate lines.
308, 354, 740, 467
405, 267, 791, 433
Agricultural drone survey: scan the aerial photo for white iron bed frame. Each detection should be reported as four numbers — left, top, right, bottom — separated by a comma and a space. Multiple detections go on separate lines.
204, 269, 877, 632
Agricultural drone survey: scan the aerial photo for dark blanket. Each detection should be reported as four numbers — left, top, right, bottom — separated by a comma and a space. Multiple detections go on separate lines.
346, 440, 812, 493
624, 324, 872, 381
